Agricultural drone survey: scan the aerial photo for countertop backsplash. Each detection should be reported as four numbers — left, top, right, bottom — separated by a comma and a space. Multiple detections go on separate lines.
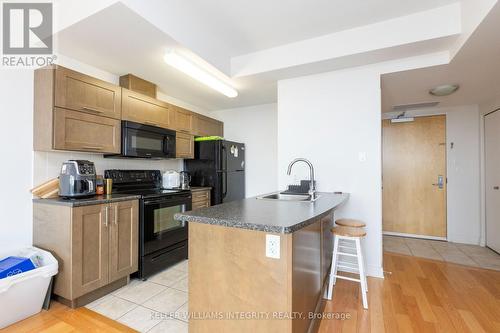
33, 151, 183, 186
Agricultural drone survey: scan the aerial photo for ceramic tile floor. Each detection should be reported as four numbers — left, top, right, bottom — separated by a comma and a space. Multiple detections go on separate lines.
383, 235, 500, 271
86, 260, 189, 333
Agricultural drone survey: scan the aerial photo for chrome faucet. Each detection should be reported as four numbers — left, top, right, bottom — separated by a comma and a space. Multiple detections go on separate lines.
287, 158, 316, 199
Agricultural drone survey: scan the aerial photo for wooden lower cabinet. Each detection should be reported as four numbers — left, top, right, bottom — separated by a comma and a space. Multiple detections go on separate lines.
191, 187, 211, 209
53, 108, 121, 154
72, 204, 109, 298
109, 200, 139, 282
176, 132, 194, 159
33, 200, 138, 306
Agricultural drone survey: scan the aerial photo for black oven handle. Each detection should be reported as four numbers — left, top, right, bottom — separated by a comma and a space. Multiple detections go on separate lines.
143, 195, 192, 206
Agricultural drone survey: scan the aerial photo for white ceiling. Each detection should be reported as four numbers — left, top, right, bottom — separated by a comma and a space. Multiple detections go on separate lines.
54, 3, 278, 110
55, 1, 470, 111
381, 2, 500, 113
173, 0, 459, 56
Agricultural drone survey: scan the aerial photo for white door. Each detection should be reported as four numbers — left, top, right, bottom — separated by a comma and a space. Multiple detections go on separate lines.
485, 110, 500, 253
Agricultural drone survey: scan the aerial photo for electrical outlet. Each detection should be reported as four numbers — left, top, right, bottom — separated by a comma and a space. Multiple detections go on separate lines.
266, 234, 281, 259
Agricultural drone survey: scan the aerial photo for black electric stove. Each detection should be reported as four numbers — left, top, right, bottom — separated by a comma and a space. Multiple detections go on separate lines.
105, 170, 192, 279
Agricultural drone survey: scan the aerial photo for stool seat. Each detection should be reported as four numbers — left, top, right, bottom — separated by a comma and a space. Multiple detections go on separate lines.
335, 218, 366, 228
331, 226, 366, 237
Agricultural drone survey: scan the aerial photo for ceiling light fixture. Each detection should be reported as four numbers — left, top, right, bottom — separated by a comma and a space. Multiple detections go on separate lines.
164, 50, 238, 98
429, 84, 459, 97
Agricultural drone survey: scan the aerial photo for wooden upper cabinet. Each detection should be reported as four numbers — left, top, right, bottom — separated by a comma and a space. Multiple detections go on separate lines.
109, 200, 139, 283
121, 88, 172, 129
71, 204, 109, 299
54, 66, 121, 119
173, 106, 194, 133
176, 132, 194, 159
53, 108, 121, 154
193, 114, 224, 137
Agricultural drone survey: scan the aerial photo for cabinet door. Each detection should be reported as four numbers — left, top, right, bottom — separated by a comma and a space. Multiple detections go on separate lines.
55, 66, 121, 119
122, 88, 172, 129
174, 106, 194, 133
176, 132, 194, 159
193, 114, 223, 137
72, 204, 109, 298
109, 200, 139, 282
53, 108, 121, 153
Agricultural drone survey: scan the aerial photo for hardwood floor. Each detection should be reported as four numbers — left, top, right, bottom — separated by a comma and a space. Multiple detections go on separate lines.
318, 252, 500, 333
1, 301, 137, 333
4, 252, 500, 333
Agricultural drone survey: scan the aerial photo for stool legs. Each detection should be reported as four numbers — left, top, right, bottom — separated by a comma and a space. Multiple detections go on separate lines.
326, 235, 339, 300
326, 234, 368, 309
355, 238, 368, 309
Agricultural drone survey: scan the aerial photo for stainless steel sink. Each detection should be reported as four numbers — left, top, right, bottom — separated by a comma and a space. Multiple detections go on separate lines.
256, 192, 319, 202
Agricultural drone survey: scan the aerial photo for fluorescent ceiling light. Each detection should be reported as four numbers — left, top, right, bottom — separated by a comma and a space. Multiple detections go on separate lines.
429, 84, 459, 96
164, 50, 238, 98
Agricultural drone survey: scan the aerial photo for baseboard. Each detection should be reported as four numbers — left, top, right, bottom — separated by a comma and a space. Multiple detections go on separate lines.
367, 265, 384, 278
383, 231, 447, 241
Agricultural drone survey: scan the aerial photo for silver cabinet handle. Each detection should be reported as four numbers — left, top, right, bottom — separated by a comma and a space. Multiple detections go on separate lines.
114, 205, 118, 225
81, 146, 104, 151
104, 206, 109, 227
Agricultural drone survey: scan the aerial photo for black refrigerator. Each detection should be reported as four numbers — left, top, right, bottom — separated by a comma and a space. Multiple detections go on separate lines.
184, 140, 245, 205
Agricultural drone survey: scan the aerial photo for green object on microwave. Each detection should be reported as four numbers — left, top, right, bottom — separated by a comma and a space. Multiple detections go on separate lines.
194, 136, 224, 141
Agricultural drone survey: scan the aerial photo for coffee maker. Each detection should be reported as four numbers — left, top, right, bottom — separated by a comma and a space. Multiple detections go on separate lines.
59, 160, 96, 198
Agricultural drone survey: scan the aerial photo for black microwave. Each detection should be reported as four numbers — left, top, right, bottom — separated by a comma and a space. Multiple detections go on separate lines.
106, 121, 176, 159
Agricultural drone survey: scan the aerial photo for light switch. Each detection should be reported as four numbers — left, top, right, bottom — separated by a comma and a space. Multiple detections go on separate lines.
358, 152, 367, 162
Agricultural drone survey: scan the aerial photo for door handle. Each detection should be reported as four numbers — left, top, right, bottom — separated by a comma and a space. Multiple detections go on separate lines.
494, 186, 499, 190
432, 175, 444, 189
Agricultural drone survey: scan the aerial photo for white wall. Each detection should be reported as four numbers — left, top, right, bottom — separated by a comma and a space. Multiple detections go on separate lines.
277, 67, 383, 277
211, 104, 278, 197
0, 69, 34, 252
383, 105, 482, 245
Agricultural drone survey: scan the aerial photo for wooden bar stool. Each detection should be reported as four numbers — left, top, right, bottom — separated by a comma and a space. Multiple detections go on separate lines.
326, 226, 368, 309
335, 218, 366, 228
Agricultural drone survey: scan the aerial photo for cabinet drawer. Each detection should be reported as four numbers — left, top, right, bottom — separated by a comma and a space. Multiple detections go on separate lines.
55, 67, 121, 119
192, 190, 210, 202
122, 89, 171, 129
192, 201, 210, 209
176, 132, 194, 159
53, 108, 121, 154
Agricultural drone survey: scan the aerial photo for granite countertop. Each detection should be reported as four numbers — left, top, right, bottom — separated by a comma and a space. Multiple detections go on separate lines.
174, 192, 349, 234
33, 194, 142, 207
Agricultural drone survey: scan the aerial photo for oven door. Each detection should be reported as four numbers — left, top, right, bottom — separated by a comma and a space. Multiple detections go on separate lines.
142, 194, 191, 255
122, 121, 176, 158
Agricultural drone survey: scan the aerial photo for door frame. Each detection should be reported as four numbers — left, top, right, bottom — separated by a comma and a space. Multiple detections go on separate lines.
382, 113, 448, 241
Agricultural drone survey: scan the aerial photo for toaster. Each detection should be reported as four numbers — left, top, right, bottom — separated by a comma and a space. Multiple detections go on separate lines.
59, 160, 96, 198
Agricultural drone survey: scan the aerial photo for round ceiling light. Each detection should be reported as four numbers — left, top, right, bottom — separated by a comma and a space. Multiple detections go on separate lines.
429, 84, 459, 96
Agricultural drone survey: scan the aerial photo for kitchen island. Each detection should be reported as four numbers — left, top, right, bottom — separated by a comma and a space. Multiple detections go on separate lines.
174, 192, 349, 333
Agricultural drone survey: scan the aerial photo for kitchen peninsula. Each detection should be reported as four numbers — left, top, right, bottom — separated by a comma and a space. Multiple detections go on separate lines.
175, 192, 349, 333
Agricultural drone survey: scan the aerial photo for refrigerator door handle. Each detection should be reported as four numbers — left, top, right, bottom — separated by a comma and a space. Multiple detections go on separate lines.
222, 171, 227, 198
222, 145, 228, 171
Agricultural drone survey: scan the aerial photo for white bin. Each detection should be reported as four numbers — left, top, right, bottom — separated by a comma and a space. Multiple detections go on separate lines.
0, 247, 58, 329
